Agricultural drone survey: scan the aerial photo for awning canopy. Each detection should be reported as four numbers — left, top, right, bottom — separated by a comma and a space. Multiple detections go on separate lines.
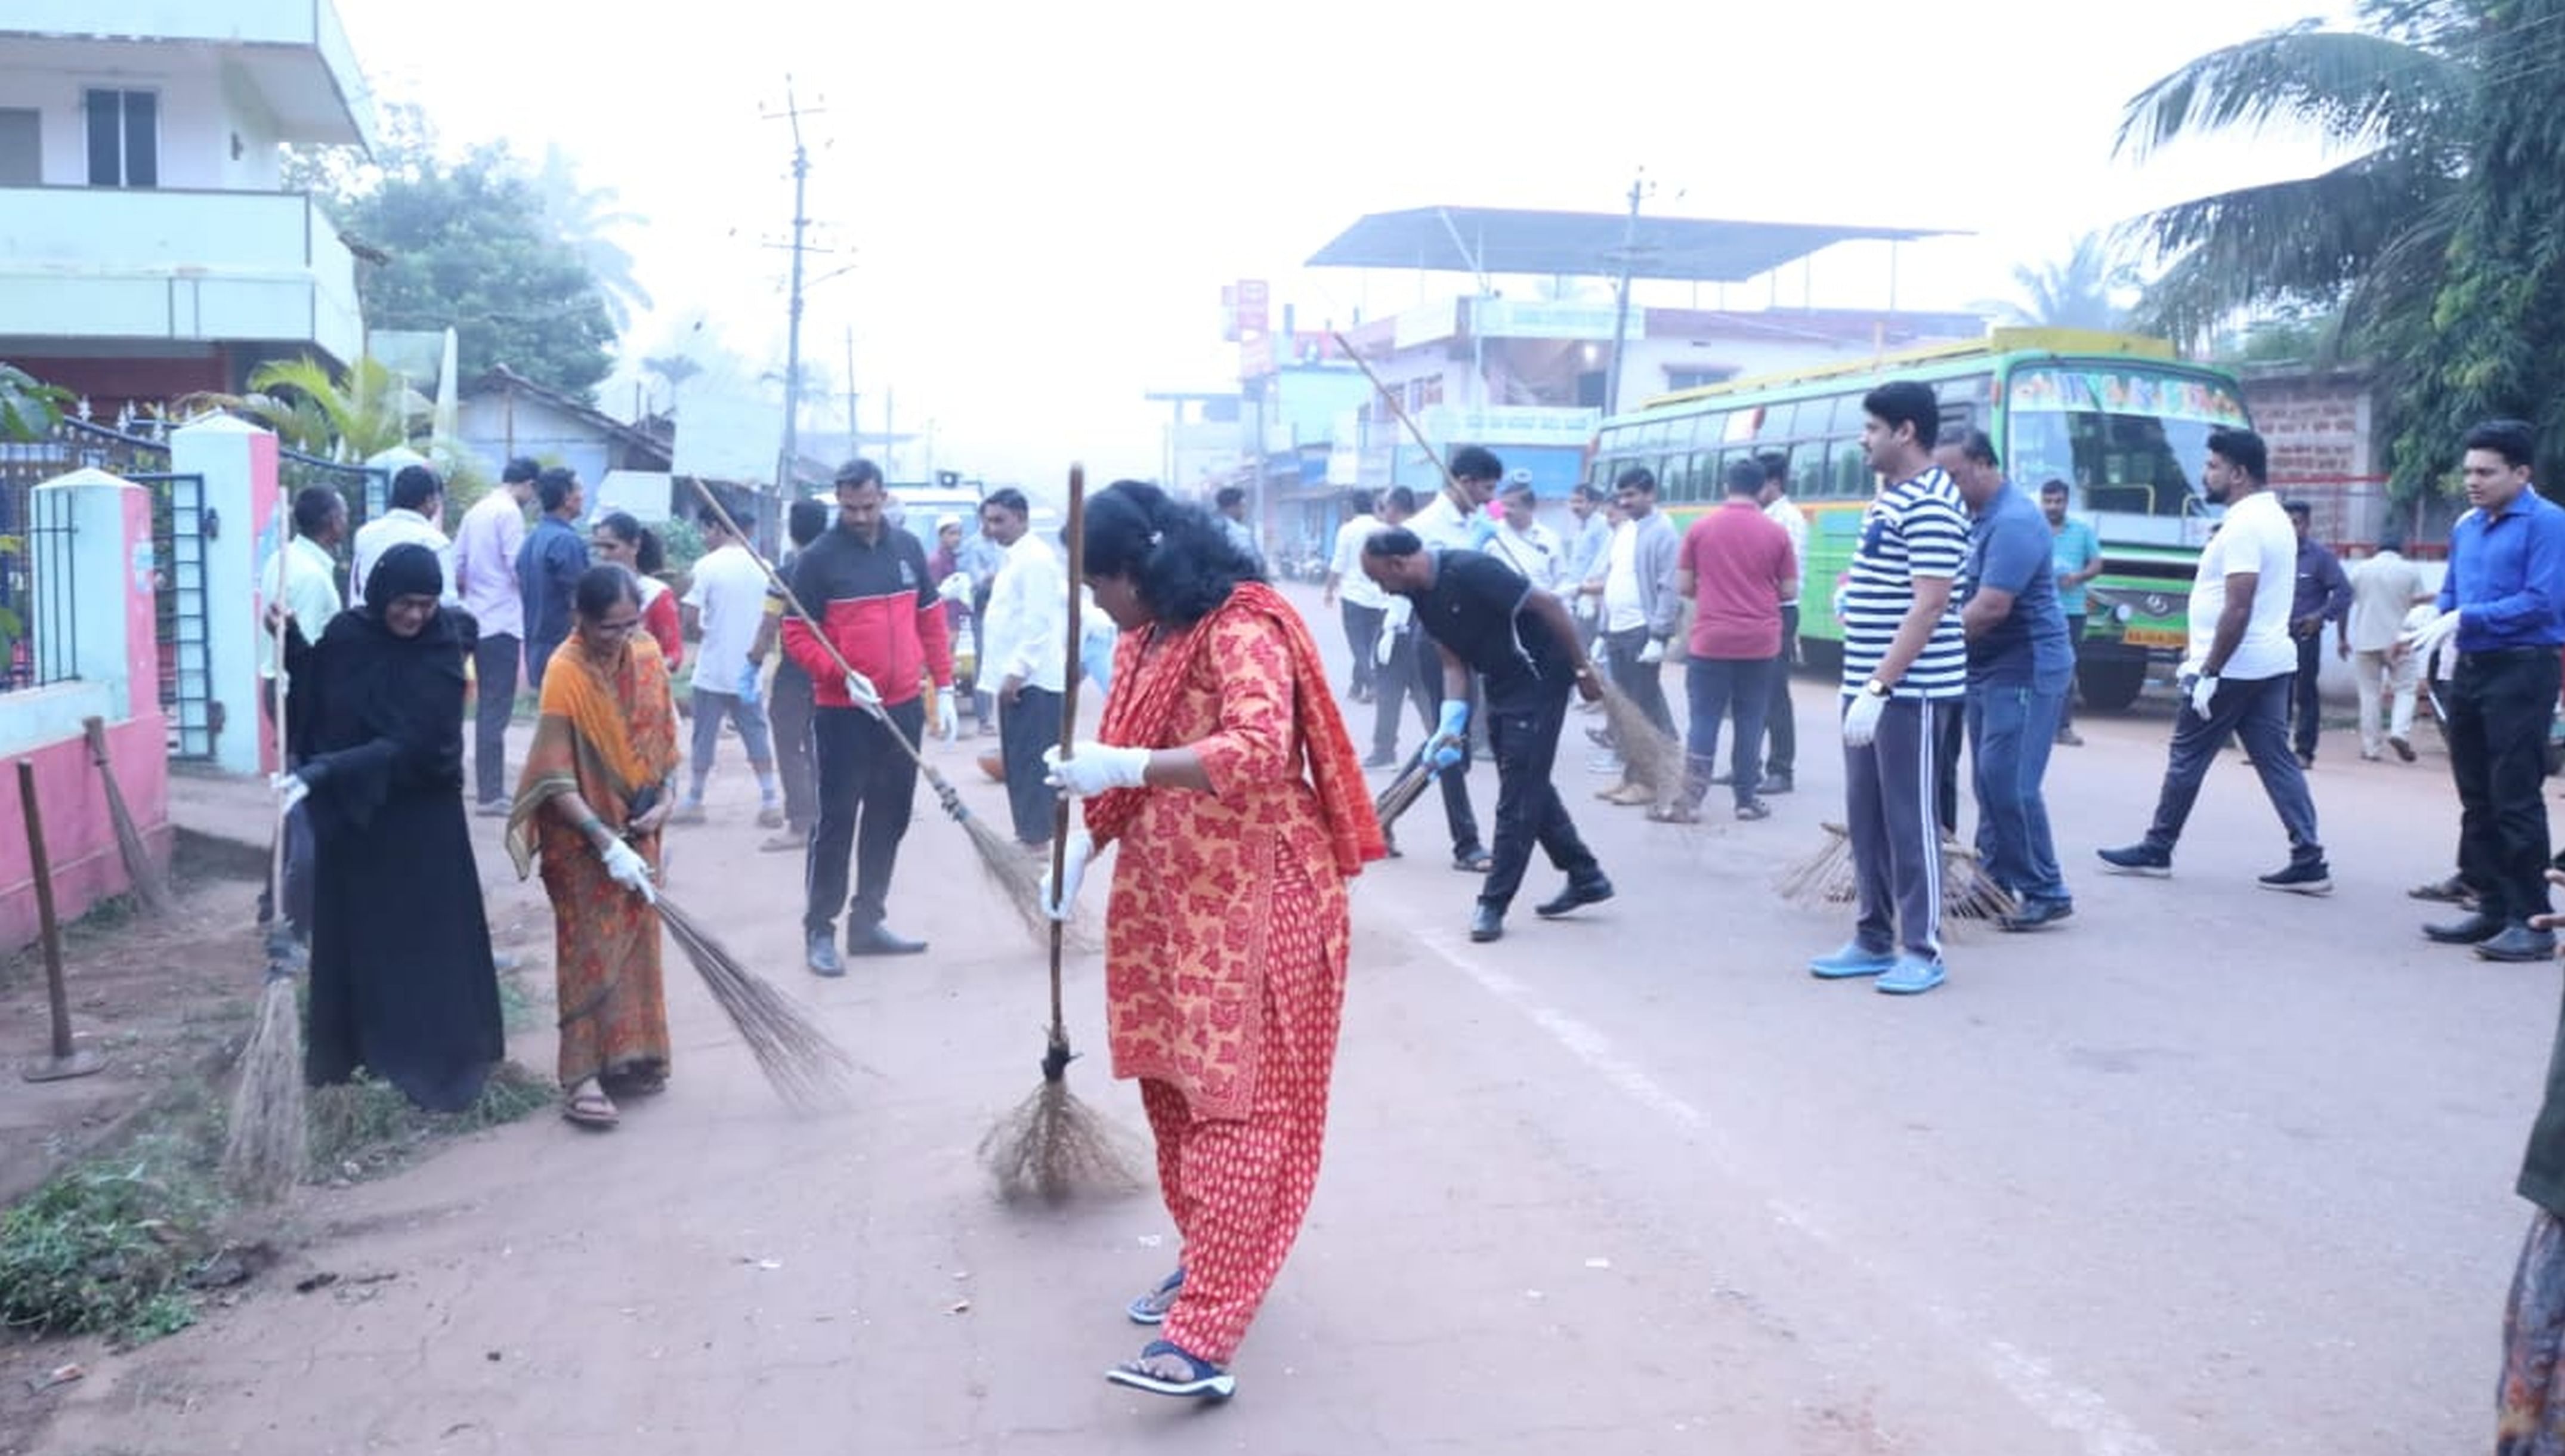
1306, 206, 1954, 283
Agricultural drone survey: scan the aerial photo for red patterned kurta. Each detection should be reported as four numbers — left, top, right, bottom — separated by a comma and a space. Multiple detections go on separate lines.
1089, 592, 1375, 1366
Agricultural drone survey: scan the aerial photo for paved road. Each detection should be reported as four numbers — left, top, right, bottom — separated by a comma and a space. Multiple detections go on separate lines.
39, 583, 2547, 1454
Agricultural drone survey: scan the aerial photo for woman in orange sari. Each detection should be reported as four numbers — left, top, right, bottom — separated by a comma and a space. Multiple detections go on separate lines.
506, 564, 681, 1130
1042, 481, 1385, 1401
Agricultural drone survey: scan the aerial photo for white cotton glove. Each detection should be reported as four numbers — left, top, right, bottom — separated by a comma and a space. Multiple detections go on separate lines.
270, 769, 310, 815
2406, 609, 2461, 672
598, 837, 657, 904
2184, 672, 2219, 719
1374, 629, 1398, 666
842, 670, 880, 710
1040, 830, 1094, 921
935, 691, 959, 742
1841, 689, 1887, 748
937, 571, 972, 605
1044, 742, 1151, 799
1637, 638, 1667, 666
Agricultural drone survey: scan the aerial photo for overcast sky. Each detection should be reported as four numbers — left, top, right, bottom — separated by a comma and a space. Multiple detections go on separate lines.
337, 0, 2354, 494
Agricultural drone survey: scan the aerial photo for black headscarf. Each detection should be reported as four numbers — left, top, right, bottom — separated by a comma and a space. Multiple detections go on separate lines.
301, 543, 466, 821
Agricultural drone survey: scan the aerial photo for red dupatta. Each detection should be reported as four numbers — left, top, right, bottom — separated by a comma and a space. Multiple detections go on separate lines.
1083, 582, 1385, 875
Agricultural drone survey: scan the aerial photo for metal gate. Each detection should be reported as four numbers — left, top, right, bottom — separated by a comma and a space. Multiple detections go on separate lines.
126, 472, 214, 760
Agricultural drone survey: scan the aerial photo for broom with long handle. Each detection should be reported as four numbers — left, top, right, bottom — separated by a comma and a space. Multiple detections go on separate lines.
82, 716, 169, 916
977, 466, 1143, 1202
223, 506, 307, 1202
681, 478, 1050, 945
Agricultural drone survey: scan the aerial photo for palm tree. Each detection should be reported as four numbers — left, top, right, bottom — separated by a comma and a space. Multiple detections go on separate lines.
1979, 234, 2135, 330
184, 357, 430, 460
641, 353, 701, 412
0, 362, 66, 441
2112, 1, 2565, 487
535, 146, 652, 333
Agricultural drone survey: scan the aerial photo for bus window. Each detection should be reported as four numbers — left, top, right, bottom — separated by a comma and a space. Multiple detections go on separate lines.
1792, 447, 1825, 499
1695, 411, 1729, 450
1831, 438, 1869, 498
2005, 367, 2245, 520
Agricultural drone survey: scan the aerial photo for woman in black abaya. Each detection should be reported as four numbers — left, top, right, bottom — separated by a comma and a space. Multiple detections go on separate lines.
281, 542, 503, 1112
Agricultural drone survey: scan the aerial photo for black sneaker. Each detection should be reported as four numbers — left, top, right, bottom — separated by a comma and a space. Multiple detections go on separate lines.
1760, 772, 1793, 796
2096, 843, 2171, 877
2258, 860, 2332, 897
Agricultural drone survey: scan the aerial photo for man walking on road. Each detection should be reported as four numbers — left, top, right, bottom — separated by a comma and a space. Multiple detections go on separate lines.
1665, 459, 1794, 824
1363, 530, 1611, 944
517, 468, 586, 693
2408, 419, 2565, 962
2285, 500, 2353, 768
453, 456, 535, 813
2097, 428, 2332, 894
676, 506, 784, 827
2345, 536, 2430, 762
1321, 489, 1387, 702
1594, 466, 1682, 807
754, 499, 829, 852
1946, 429, 2076, 932
784, 459, 957, 972
1807, 381, 1971, 996
978, 487, 1068, 851
1757, 452, 1807, 793
1366, 487, 1438, 771
2044, 480, 2103, 746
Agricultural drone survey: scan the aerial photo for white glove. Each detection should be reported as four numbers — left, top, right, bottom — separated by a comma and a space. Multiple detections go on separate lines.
271, 769, 309, 815
2406, 609, 2461, 670
934, 691, 959, 742
1044, 741, 1151, 798
842, 670, 880, 709
599, 837, 656, 904
1375, 629, 1398, 666
2187, 672, 2218, 719
1040, 830, 1093, 921
1841, 689, 1887, 748
1637, 638, 1666, 666
937, 571, 972, 605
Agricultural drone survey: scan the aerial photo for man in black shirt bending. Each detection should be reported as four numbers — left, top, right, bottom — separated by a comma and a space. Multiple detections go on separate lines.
1364, 529, 1613, 943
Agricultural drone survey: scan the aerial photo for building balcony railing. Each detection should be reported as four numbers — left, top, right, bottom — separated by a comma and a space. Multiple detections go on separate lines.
1, 0, 378, 150
0, 188, 362, 365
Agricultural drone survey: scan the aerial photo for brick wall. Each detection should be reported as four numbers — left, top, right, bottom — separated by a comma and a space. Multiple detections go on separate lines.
2238, 367, 2390, 546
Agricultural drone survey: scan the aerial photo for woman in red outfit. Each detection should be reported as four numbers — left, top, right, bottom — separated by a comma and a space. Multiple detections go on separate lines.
1043, 480, 1385, 1401
591, 513, 682, 674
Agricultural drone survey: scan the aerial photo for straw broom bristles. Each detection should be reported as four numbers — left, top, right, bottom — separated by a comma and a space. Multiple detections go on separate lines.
1775, 821, 2020, 923
1597, 680, 1686, 802
655, 894, 855, 1111
83, 716, 170, 917
978, 1038, 1147, 1204
222, 963, 306, 1201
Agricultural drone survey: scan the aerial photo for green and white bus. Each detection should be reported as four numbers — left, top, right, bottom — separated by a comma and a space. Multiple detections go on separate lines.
1584, 327, 2252, 710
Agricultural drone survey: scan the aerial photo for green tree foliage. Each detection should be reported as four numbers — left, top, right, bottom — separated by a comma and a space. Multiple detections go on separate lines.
2118, 0, 2565, 497
184, 357, 428, 460
292, 107, 621, 401
1978, 235, 2134, 330
0, 361, 68, 441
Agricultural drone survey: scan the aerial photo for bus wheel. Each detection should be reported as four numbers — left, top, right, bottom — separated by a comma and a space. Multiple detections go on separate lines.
2076, 654, 2150, 713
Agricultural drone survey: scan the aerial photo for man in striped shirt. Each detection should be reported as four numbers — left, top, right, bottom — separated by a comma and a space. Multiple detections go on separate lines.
1809, 381, 1970, 996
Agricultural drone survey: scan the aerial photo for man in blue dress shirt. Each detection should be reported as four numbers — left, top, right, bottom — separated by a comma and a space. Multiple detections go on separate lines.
2412, 419, 2565, 961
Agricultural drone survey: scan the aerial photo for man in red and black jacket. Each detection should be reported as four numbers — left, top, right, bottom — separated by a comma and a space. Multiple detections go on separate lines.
783, 459, 958, 973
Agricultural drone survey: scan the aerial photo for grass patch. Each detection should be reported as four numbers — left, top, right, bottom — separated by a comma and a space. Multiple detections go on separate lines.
306, 1064, 554, 1180
496, 976, 546, 1035
0, 1129, 224, 1342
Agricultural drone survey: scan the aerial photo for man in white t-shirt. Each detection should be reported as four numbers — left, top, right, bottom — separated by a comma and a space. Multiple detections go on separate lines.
1487, 472, 1566, 596
676, 505, 783, 826
1321, 488, 1389, 703
2097, 428, 2330, 892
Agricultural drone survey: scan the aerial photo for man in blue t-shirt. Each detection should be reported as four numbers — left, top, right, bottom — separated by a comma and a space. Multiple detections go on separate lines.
1944, 430, 2076, 931
2042, 481, 2103, 744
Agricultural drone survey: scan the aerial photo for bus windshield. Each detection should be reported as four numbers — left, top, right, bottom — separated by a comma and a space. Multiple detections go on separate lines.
2002, 366, 2249, 520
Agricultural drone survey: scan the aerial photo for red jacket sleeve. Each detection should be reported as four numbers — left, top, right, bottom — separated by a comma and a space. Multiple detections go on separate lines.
783, 614, 834, 685
646, 591, 683, 673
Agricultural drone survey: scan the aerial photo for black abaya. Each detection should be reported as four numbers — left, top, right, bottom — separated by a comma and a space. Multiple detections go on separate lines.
288, 544, 503, 1112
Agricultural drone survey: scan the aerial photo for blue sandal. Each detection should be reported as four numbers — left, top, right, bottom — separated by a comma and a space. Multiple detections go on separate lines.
1126, 1268, 1183, 1325
1105, 1338, 1235, 1400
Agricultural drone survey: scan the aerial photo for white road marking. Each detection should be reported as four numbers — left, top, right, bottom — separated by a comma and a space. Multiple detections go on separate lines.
1424, 939, 2171, 1456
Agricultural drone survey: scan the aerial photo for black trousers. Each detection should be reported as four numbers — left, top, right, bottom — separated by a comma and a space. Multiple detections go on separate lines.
258, 694, 313, 942
526, 630, 565, 695
1342, 601, 1386, 698
805, 698, 925, 936
2059, 615, 2085, 728
1763, 604, 1798, 777
2291, 630, 2326, 759
1413, 632, 1482, 858
2447, 647, 2562, 926
1480, 690, 1600, 913
770, 662, 817, 831
999, 685, 1062, 847
1933, 694, 1967, 836
1602, 626, 1677, 738
471, 632, 520, 806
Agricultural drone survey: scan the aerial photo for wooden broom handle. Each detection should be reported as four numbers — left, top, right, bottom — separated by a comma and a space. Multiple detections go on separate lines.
1046, 465, 1085, 1038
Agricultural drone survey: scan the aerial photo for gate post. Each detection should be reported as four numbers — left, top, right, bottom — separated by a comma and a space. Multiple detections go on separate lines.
174, 416, 282, 777
29, 468, 154, 725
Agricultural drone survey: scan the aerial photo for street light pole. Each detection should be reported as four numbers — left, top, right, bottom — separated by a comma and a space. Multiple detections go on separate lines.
1603, 168, 1646, 420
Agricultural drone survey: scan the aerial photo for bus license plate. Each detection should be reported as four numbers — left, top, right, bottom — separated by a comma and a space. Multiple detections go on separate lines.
2121, 627, 2187, 649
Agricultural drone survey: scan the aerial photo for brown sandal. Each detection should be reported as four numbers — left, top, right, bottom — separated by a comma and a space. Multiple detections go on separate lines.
1646, 803, 1699, 824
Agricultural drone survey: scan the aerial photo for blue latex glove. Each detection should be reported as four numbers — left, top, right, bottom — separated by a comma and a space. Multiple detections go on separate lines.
1426, 699, 1469, 772
738, 661, 762, 705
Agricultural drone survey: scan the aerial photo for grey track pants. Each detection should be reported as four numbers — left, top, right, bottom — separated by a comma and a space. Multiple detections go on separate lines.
1844, 695, 1945, 961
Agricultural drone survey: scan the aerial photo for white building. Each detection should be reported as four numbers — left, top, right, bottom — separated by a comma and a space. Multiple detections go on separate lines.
0, 2, 378, 416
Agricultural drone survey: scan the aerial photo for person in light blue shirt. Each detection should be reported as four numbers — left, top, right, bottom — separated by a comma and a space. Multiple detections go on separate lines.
2041, 480, 2103, 744
2408, 419, 2565, 960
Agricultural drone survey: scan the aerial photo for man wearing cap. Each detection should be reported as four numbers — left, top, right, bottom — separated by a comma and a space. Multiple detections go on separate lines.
2284, 500, 2352, 768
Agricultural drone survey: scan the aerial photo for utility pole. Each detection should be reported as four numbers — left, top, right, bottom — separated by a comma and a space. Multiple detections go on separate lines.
1603, 167, 1650, 421
762, 78, 827, 555
843, 325, 858, 460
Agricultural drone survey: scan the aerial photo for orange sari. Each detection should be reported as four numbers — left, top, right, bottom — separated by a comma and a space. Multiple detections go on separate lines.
505, 633, 681, 1088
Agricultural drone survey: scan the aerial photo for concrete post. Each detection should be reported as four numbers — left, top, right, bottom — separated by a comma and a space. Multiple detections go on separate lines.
174, 415, 282, 777
29, 468, 154, 725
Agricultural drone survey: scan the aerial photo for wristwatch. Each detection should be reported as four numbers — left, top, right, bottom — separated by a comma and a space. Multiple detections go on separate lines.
1861, 679, 1892, 698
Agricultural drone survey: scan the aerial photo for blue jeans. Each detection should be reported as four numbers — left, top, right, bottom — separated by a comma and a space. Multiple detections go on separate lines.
1967, 680, 2069, 903
1683, 656, 1773, 807
2142, 672, 2325, 864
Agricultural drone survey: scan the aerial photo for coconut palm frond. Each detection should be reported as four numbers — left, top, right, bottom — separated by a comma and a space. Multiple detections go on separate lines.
2116, 24, 2472, 161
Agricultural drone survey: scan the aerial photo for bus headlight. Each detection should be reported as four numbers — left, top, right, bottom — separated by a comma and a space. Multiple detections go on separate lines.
2114, 604, 2134, 623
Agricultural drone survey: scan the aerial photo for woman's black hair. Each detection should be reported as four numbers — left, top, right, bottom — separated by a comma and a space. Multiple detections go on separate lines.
573, 562, 642, 621
595, 511, 643, 548
1081, 480, 1263, 629
593, 511, 667, 575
